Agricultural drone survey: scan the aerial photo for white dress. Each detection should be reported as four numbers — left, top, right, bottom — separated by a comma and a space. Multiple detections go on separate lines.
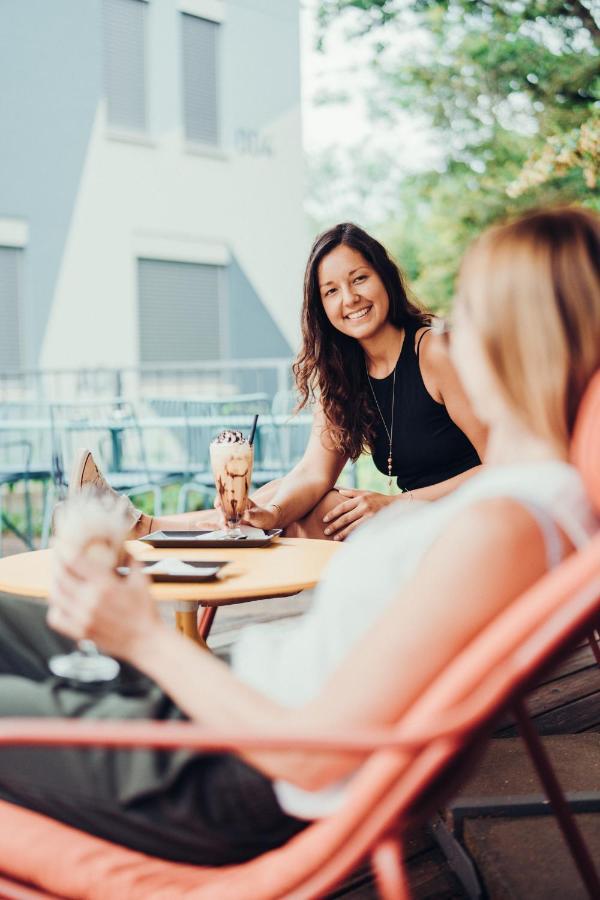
231, 461, 597, 818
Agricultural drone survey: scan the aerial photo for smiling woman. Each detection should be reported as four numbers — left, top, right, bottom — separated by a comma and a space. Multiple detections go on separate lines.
75, 224, 486, 542
236, 223, 486, 540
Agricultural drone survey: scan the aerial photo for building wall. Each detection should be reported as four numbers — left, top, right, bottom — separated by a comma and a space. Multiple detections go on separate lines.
0, 0, 305, 370
0, 0, 102, 368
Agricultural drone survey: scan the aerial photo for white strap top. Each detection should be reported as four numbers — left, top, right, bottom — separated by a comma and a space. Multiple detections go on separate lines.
231, 461, 598, 818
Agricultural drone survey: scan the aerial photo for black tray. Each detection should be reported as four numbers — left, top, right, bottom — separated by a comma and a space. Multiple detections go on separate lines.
139, 529, 283, 549
118, 560, 229, 583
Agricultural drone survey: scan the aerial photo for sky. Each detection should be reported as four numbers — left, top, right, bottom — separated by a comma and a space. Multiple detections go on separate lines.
299, 0, 374, 154
299, 0, 441, 224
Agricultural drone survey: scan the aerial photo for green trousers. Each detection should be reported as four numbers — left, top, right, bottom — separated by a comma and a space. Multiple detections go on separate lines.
0, 593, 303, 864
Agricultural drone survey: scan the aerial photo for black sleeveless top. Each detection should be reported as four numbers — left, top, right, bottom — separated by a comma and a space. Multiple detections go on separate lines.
368, 321, 480, 491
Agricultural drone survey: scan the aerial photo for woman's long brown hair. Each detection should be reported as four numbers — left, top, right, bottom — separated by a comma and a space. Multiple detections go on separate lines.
293, 223, 429, 460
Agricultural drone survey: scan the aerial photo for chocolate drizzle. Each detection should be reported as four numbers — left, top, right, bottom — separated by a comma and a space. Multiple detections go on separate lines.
214, 455, 251, 524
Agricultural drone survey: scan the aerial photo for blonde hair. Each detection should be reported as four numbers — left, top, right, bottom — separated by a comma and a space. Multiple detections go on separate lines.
458, 206, 600, 451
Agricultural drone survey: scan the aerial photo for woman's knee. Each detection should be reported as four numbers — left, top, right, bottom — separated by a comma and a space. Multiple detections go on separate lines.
250, 479, 283, 505
284, 490, 340, 540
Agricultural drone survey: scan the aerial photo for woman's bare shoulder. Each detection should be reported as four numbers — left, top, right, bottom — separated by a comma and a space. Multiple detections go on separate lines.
414, 323, 457, 403
429, 495, 571, 585
449, 496, 544, 540
389, 496, 559, 649
415, 323, 451, 368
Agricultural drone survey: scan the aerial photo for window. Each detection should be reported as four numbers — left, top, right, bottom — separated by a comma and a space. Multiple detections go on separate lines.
181, 13, 219, 145
103, 0, 148, 132
137, 259, 224, 363
0, 247, 23, 370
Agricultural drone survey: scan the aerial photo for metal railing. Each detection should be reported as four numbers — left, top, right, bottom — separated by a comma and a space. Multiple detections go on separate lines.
0, 359, 294, 404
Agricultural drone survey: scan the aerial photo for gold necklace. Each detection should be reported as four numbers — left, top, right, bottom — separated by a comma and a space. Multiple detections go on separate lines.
366, 359, 396, 489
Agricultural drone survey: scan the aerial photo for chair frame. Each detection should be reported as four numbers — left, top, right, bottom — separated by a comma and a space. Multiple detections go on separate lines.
0, 532, 599, 899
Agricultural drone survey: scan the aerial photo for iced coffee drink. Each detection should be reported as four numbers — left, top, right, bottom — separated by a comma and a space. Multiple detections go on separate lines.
210, 430, 254, 537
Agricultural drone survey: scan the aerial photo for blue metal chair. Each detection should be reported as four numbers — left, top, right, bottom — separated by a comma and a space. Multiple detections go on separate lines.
0, 401, 55, 555
48, 399, 163, 516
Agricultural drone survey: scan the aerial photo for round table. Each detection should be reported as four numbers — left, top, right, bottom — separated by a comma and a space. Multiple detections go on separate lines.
0, 537, 340, 647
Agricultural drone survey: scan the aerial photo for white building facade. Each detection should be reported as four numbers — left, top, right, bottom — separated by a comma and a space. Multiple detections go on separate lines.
0, 0, 305, 372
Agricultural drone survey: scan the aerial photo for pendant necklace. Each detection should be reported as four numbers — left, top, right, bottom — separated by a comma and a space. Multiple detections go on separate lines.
365, 359, 396, 490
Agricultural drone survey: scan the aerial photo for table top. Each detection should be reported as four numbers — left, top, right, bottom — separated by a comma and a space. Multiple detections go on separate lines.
0, 538, 340, 607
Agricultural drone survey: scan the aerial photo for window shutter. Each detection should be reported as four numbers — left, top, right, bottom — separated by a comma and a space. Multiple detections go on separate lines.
182, 14, 219, 145
0, 247, 22, 370
103, 0, 147, 132
138, 259, 223, 363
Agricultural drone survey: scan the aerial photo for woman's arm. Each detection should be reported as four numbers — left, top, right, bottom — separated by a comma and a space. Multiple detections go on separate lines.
407, 465, 480, 501
325, 464, 479, 539
418, 328, 488, 461
49, 498, 561, 792
242, 404, 347, 530
391, 328, 488, 503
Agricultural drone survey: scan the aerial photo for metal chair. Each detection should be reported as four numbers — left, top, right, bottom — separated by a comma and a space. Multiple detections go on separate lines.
48, 399, 163, 516
252, 390, 357, 488
249, 389, 311, 487
134, 397, 191, 484
0, 401, 54, 555
0, 440, 34, 555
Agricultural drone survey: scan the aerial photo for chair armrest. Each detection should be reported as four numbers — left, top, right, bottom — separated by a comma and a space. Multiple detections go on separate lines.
0, 718, 451, 753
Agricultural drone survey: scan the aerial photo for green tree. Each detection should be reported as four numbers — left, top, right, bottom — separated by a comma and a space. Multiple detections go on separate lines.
313, 0, 600, 308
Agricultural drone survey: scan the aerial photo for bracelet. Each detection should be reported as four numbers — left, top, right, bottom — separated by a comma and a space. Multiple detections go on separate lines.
269, 502, 283, 524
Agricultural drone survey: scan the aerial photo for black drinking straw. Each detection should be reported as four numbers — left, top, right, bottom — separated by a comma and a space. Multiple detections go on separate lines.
248, 414, 259, 446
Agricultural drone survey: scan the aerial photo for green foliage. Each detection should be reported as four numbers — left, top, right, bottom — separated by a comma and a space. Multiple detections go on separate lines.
354, 452, 403, 491
312, 0, 600, 309
508, 114, 600, 196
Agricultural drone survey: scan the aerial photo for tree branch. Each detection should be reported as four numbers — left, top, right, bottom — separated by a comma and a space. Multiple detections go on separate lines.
565, 1, 600, 43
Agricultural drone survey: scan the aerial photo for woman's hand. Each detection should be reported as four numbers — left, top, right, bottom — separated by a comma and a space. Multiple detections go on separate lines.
212, 496, 280, 531
197, 509, 226, 531
322, 489, 395, 540
48, 554, 163, 661
241, 498, 280, 531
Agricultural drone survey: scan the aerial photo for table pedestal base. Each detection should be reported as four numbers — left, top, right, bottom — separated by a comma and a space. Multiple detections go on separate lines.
174, 601, 208, 649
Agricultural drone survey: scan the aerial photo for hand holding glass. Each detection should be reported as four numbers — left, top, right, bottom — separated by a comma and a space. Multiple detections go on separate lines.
49, 490, 131, 683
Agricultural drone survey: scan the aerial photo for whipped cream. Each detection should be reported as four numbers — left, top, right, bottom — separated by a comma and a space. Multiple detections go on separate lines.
213, 429, 248, 445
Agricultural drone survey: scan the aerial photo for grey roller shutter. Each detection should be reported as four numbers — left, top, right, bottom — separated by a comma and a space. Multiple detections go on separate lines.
0, 247, 22, 370
182, 14, 219, 145
103, 0, 147, 132
138, 259, 223, 363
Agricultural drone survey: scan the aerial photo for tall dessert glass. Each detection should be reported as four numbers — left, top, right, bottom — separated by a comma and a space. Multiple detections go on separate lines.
209, 430, 254, 538
48, 489, 131, 683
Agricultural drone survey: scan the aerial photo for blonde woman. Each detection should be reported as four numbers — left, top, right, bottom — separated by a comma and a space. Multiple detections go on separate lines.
0, 207, 598, 863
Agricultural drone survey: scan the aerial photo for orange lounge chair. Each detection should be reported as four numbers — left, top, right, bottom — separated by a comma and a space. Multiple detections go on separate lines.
0, 372, 599, 900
